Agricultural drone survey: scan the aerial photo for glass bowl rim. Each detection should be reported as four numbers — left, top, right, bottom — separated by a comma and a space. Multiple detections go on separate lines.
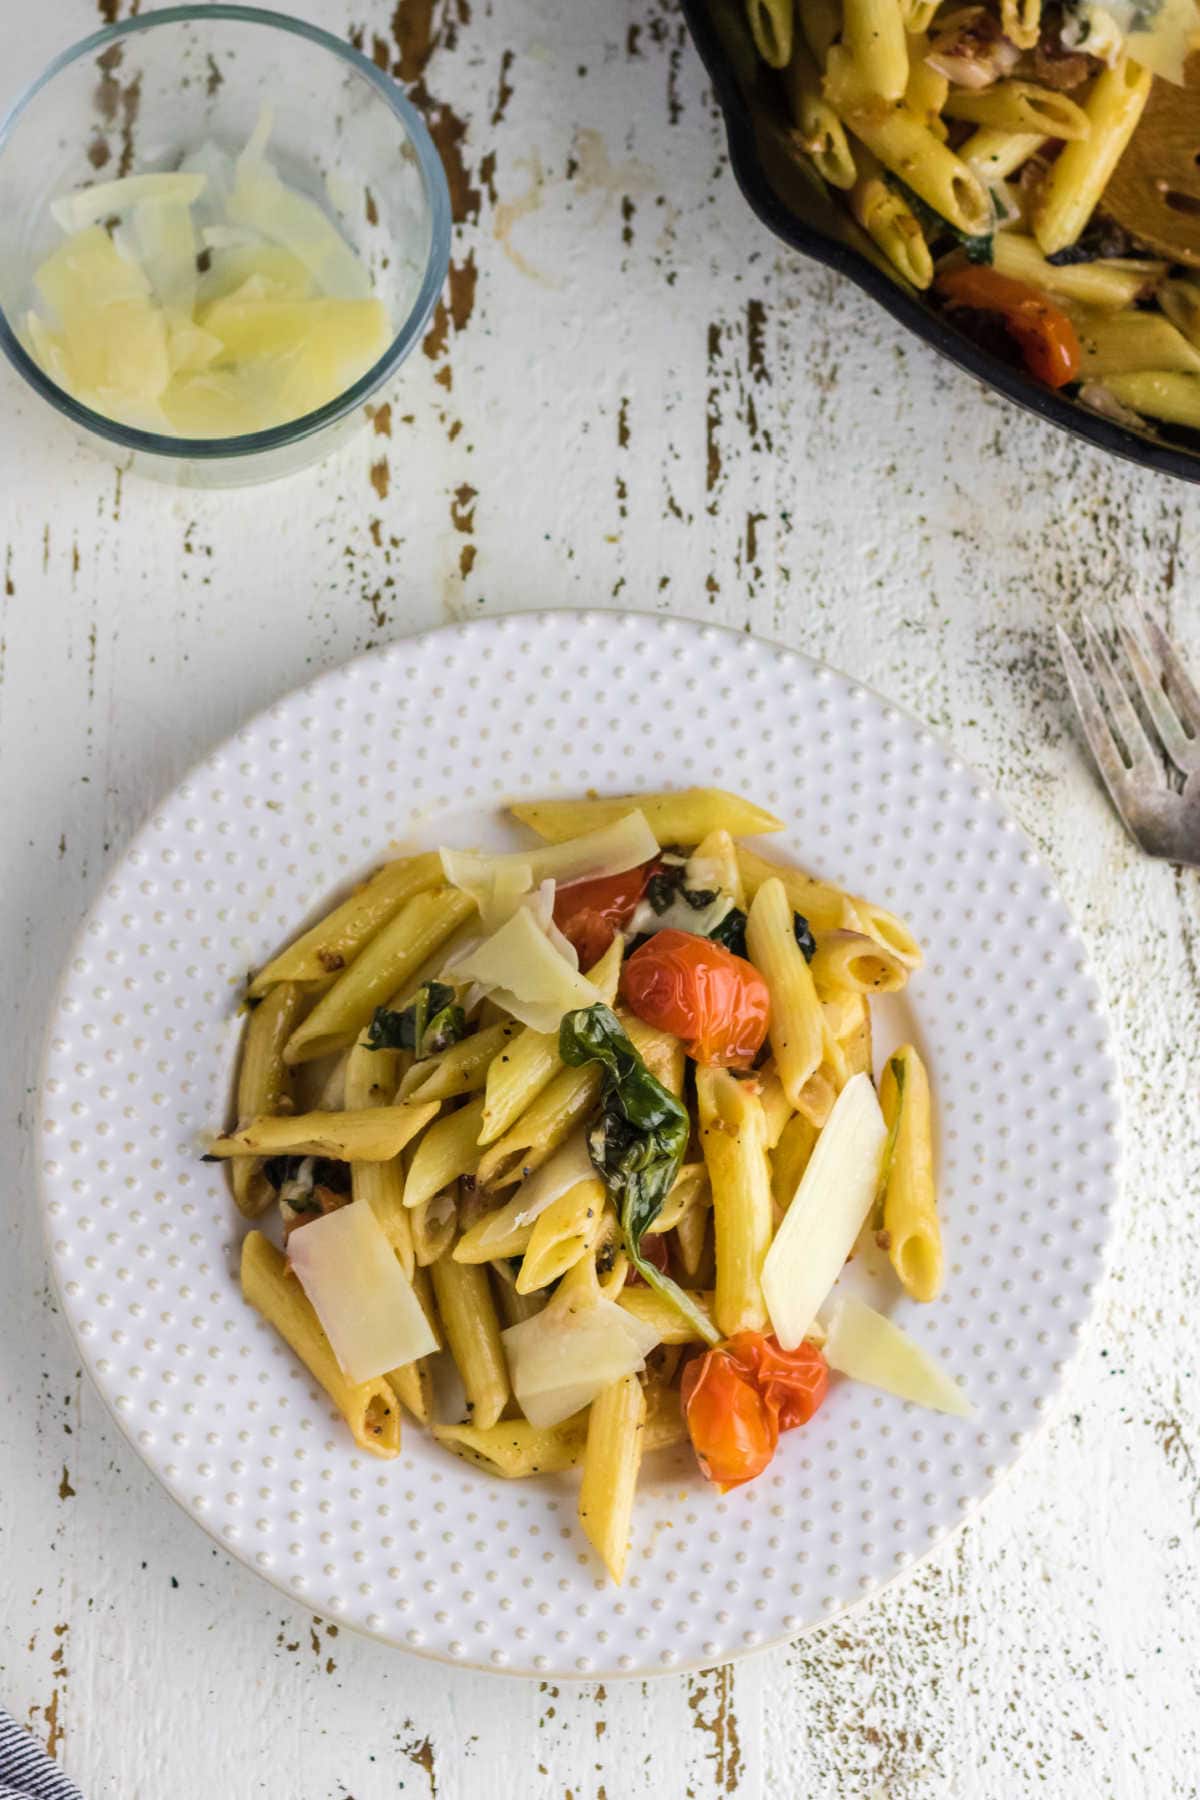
0, 2, 452, 460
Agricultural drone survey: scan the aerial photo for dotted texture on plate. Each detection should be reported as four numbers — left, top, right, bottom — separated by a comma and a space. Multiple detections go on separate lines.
39, 611, 1120, 1679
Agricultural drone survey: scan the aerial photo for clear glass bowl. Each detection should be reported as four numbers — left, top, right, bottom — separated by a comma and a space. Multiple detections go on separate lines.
0, 4, 451, 487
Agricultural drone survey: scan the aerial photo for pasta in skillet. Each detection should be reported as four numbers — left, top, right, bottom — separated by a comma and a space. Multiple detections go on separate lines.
723, 0, 1200, 438
212, 789, 972, 1583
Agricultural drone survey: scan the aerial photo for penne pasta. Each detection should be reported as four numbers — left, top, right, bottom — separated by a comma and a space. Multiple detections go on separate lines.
1072, 310, 1200, 380
770, 1109, 819, 1221
398, 1020, 520, 1104
828, 93, 992, 238
241, 1231, 401, 1456
744, 0, 794, 67
403, 1096, 486, 1210
943, 81, 1090, 141
960, 127, 1047, 184
988, 234, 1165, 310
879, 1045, 943, 1301
344, 1037, 414, 1277
696, 1066, 772, 1337
283, 887, 476, 1065
737, 845, 863, 932
430, 1251, 511, 1430
848, 143, 933, 290
248, 851, 443, 997
1160, 280, 1200, 350
837, 0, 910, 102
476, 1062, 602, 1190
516, 1179, 608, 1292
809, 929, 910, 995
1100, 371, 1200, 429
1032, 58, 1152, 258
619, 1009, 685, 1097
799, 0, 843, 59
411, 1187, 458, 1266
230, 981, 304, 1217
1000, 0, 1040, 48
578, 1374, 646, 1583
479, 934, 622, 1144
746, 877, 825, 1106
785, 40, 858, 190
755, 1066, 793, 1149
209, 1103, 436, 1162
618, 1285, 717, 1345
510, 787, 783, 845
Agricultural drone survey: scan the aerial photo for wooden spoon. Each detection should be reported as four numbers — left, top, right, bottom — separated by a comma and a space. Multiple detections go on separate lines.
1103, 52, 1200, 266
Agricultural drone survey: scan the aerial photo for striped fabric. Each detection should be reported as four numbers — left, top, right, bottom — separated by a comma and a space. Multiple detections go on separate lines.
0, 1713, 84, 1800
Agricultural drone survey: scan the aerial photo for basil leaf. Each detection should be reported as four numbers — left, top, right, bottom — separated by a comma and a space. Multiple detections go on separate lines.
560, 1003, 719, 1346
707, 907, 748, 957
793, 912, 816, 962
366, 981, 466, 1057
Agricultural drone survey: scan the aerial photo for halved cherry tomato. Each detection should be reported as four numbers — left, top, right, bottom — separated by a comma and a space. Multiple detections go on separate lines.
680, 1343, 778, 1488
553, 861, 657, 970
620, 928, 770, 1067
681, 1331, 829, 1488
936, 266, 1081, 389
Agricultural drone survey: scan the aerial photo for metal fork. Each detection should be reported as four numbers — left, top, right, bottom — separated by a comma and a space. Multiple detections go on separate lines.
1056, 610, 1200, 867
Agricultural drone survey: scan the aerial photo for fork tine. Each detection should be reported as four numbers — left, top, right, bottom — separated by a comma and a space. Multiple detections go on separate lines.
1080, 616, 1162, 778
1056, 626, 1145, 843
1140, 610, 1200, 742
1116, 612, 1199, 777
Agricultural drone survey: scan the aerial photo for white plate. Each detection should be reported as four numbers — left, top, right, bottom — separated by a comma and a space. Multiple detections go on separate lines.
39, 611, 1120, 1678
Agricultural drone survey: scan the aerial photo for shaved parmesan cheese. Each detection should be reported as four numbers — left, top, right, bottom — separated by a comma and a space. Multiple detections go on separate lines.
287, 1199, 437, 1382
762, 1073, 888, 1350
1063, 0, 1198, 82
228, 108, 371, 300
441, 810, 659, 908
134, 200, 197, 313
512, 1130, 597, 1227
823, 1295, 975, 1418
503, 1285, 660, 1429
451, 904, 599, 1033
627, 888, 735, 942
50, 171, 207, 235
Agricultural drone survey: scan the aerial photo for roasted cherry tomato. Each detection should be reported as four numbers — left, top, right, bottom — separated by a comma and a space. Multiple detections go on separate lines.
680, 1343, 778, 1488
725, 1331, 829, 1431
620, 928, 770, 1066
553, 861, 657, 969
936, 266, 1081, 389
681, 1331, 829, 1488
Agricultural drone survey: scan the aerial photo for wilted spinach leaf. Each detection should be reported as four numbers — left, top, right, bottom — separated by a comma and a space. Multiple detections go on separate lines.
559, 1003, 719, 1345
366, 981, 466, 1057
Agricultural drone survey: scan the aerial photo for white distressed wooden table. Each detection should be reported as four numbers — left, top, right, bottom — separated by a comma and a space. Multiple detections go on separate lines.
2, 4, 1198, 1796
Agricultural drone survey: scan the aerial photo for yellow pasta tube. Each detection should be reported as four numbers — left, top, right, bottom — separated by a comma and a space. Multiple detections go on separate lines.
618, 1285, 717, 1345
809, 929, 910, 995
209, 1103, 437, 1162
848, 143, 933, 289
385, 1266, 438, 1422
1101, 372, 1200, 428
754, 1066, 792, 1148
831, 992, 873, 1079
344, 1038, 414, 1277
403, 1096, 485, 1209
230, 981, 304, 1217
434, 1411, 590, 1478
1073, 311, 1200, 380
737, 846, 863, 931
904, 34, 948, 136
248, 852, 443, 997
675, 1179, 714, 1278
283, 887, 476, 1065
696, 1067, 772, 1337
476, 1063, 602, 1190
241, 1231, 400, 1457
510, 788, 782, 844
839, 0, 909, 101
770, 1109, 818, 1219
516, 1179, 608, 1292
879, 1045, 943, 1302
785, 40, 858, 189
746, 877, 825, 1106
491, 1266, 549, 1328
899, 0, 939, 27
578, 1374, 646, 1583
1032, 58, 1152, 257
1160, 280, 1200, 350
944, 81, 1090, 140
478, 934, 622, 1144
1001, 0, 1041, 50
411, 1188, 458, 1266
398, 1021, 520, 1104
799, 0, 842, 57
989, 233, 1164, 309
619, 1009, 685, 1097
829, 92, 991, 236
959, 127, 1046, 183
688, 828, 746, 905
745, 0, 793, 66
430, 1253, 510, 1430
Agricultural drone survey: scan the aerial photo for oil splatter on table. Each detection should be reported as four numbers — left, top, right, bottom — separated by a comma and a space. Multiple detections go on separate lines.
2, 4, 1199, 1797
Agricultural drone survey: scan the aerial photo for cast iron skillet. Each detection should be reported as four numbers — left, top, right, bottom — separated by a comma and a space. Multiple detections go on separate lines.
680, 0, 1200, 485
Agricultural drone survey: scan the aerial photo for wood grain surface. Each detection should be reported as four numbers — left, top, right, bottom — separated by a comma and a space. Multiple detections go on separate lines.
1, 4, 1198, 1797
